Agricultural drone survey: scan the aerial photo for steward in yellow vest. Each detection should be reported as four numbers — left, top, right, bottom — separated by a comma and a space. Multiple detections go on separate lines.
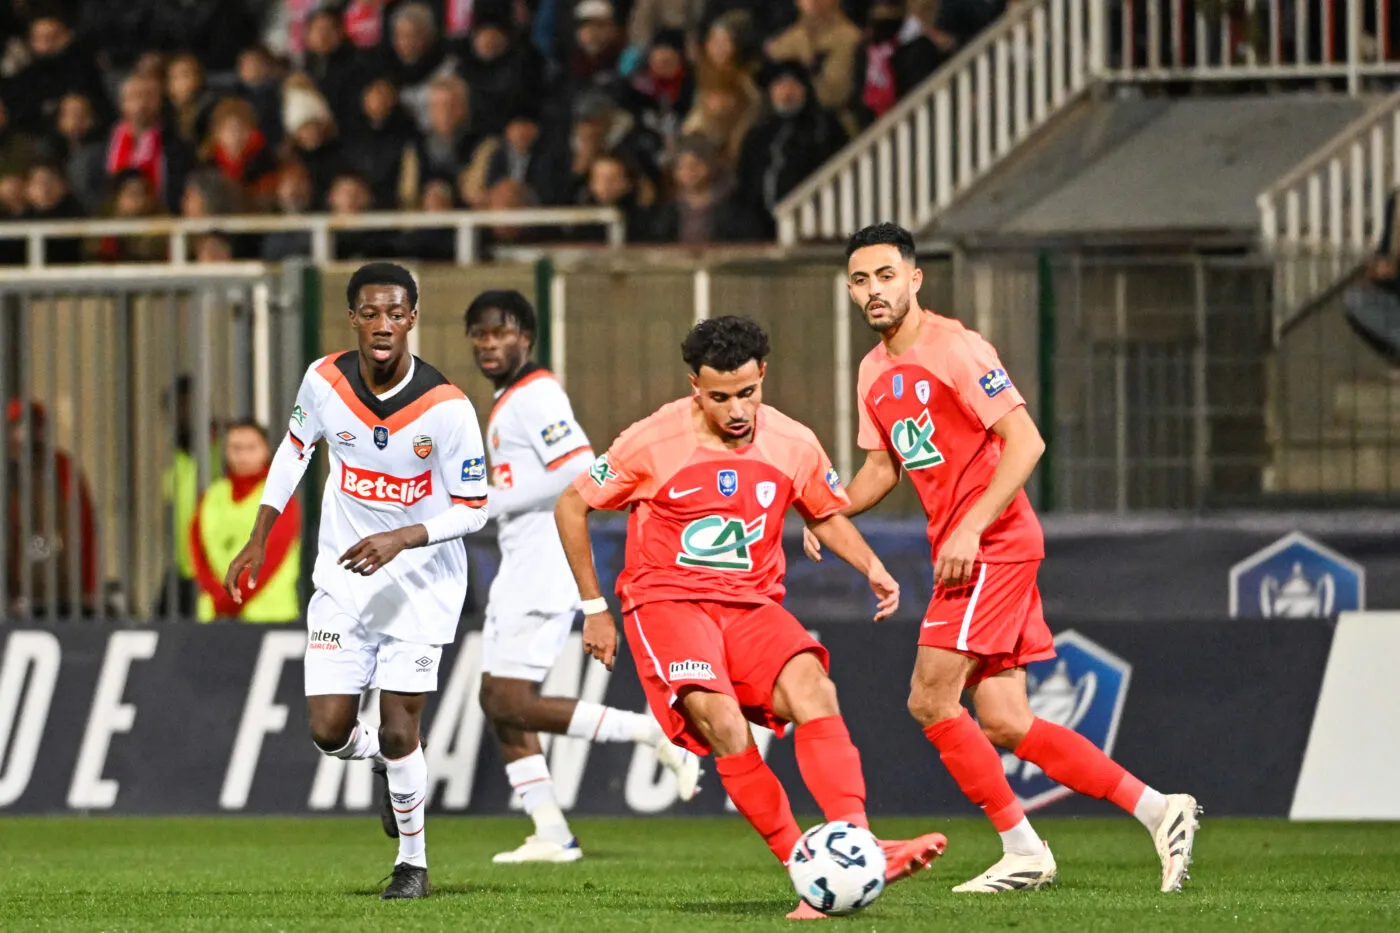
190, 421, 301, 622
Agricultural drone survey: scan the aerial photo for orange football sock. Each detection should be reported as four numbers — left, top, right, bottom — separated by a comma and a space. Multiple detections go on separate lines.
794, 715, 869, 829
715, 745, 803, 863
923, 710, 1025, 831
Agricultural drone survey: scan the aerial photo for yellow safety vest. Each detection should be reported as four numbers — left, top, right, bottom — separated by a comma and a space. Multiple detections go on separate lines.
163, 450, 199, 579
195, 477, 300, 623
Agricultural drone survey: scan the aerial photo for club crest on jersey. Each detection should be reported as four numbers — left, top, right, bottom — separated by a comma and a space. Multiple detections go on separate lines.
980, 368, 1013, 398
540, 420, 573, 446
916, 379, 930, 404
676, 514, 767, 571
461, 457, 486, 483
756, 481, 777, 508
717, 469, 738, 497
588, 454, 616, 487
373, 425, 390, 449
892, 374, 904, 399
890, 409, 945, 471
825, 467, 841, 493
413, 435, 433, 459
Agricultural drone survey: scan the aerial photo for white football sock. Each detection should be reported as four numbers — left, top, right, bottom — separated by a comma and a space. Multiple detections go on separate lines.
999, 817, 1045, 857
1134, 787, 1168, 831
506, 754, 573, 845
566, 701, 662, 744
325, 722, 381, 761
385, 745, 428, 867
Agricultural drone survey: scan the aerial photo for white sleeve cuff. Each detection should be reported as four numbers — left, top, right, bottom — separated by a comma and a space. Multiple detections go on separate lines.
422, 503, 489, 545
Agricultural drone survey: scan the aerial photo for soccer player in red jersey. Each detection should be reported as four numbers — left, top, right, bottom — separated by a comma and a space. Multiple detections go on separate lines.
554, 316, 946, 919
806, 223, 1199, 893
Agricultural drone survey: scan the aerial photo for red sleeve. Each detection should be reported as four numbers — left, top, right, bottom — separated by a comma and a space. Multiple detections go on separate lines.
856, 360, 887, 451
793, 440, 851, 522
946, 332, 1026, 429
257, 495, 302, 588
573, 444, 648, 511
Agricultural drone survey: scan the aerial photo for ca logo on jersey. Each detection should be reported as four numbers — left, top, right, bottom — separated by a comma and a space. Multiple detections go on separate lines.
676, 515, 767, 571
890, 409, 945, 470
588, 454, 617, 486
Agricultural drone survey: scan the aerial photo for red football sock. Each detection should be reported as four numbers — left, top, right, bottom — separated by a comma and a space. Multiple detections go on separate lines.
793, 715, 868, 829
1013, 717, 1146, 813
922, 710, 1025, 831
715, 745, 803, 863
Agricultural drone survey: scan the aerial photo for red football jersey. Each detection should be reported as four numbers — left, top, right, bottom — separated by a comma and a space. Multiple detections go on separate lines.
574, 397, 850, 612
857, 312, 1044, 563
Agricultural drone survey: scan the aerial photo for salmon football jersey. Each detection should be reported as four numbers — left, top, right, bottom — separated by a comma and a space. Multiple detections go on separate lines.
272, 351, 489, 644
573, 398, 850, 612
486, 364, 592, 615
857, 312, 1043, 563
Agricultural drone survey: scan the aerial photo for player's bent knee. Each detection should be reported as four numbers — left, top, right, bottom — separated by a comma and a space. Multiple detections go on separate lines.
378, 723, 420, 760
976, 710, 1031, 749
308, 719, 356, 754
681, 690, 751, 758
905, 687, 962, 727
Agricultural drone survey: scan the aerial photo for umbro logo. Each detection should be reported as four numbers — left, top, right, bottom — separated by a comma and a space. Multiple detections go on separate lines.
336, 431, 356, 445
415, 656, 434, 670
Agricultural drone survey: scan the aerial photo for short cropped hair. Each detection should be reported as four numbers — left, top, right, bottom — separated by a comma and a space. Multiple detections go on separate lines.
845, 222, 916, 261
346, 261, 418, 310
681, 315, 771, 374
464, 289, 537, 342
224, 418, 270, 445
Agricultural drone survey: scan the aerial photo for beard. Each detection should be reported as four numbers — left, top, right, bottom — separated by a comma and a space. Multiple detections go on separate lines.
864, 296, 910, 333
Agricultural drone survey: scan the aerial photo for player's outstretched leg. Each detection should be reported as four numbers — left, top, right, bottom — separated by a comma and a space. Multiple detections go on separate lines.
972, 670, 1199, 893
480, 674, 703, 863
773, 651, 948, 895
378, 691, 431, 899
908, 649, 1056, 893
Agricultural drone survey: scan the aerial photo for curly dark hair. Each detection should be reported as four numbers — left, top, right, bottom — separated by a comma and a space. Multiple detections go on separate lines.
464, 289, 537, 342
681, 315, 771, 374
346, 261, 418, 310
845, 222, 916, 260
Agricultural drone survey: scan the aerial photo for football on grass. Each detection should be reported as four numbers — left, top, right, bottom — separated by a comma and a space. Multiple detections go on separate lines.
787, 821, 886, 916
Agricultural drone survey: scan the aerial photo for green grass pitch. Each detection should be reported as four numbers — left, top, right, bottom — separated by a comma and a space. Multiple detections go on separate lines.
1, 816, 1397, 931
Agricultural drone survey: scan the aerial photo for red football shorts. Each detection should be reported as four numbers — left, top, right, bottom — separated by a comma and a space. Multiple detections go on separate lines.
622, 600, 829, 756
920, 560, 1055, 685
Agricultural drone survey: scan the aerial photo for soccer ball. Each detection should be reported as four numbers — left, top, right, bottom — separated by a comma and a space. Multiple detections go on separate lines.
787, 821, 886, 916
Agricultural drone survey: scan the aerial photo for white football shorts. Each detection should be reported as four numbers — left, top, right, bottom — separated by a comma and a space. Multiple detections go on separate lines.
303, 589, 444, 695
482, 606, 578, 682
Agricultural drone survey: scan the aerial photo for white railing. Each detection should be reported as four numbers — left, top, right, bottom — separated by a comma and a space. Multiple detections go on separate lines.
1108, 0, 1393, 93
777, 0, 1106, 244
0, 206, 624, 269
1258, 90, 1400, 336
776, 0, 1400, 246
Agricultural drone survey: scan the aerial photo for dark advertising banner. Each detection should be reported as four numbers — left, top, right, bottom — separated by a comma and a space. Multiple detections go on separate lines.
0, 619, 1333, 817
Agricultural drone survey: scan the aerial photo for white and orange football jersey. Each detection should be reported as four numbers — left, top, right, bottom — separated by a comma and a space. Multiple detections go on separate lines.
279, 351, 488, 644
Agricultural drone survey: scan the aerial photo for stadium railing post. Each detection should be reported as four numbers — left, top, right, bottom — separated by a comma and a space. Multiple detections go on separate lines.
1037, 249, 1057, 513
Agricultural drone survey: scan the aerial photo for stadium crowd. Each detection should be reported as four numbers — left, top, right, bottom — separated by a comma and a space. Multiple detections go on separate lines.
0, 0, 1009, 260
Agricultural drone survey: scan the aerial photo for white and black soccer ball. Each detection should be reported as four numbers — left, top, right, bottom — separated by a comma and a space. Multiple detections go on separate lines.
787, 821, 886, 916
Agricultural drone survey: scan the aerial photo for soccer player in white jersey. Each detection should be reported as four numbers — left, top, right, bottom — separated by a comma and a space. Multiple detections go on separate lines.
224, 262, 489, 900
464, 290, 701, 863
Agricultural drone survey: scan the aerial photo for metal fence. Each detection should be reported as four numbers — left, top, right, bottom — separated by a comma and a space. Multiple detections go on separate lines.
0, 264, 300, 623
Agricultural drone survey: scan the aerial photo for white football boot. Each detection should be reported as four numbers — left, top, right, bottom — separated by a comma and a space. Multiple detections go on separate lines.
1153, 794, 1200, 893
492, 835, 584, 864
652, 738, 704, 802
952, 842, 1057, 893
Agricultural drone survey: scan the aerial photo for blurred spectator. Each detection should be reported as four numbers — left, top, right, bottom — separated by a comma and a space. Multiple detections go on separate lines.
571, 88, 663, 197
1344, 187, 1400, 368
620, 28, 694, 158
52, 93, 108, 212
327, 170, 398, 258
343, 75, 417, 209
578, 152, 660, 241
572, 0, 625, 88
627, 0, 705, 53
652, 134, 764, 243
190, 420, 301, 622
90, 169, 168, 263
854, 0, 943, 127
181, 169, 242, 219
386, 2, 456, 131
475, 105, 570, 206
106, 71, 194, 213
694, 10, 761, 87
397, 177, 458, 260
0, 96, 37, 179
236, 45, 287, 152
765, 0, 863, 134
281, 78, 343, 206
5, 398, 98, 618
301, 7, 364, 128
195, 231, 235, 263
345, 0, 392, 51
9, 12, 107, 133
165, 53, 214, 147
24, 162, 83, 263
411, 74, 481, 186
201, 97, 278, 196
480, 176, 546, 254
700, 0, 796, 40
261, 160, 315, 261
680, 71, 758, 168
0, 172, 26, 217
156, 374, 201, 618
736, 60, 847, 238
455, 14, 546, 137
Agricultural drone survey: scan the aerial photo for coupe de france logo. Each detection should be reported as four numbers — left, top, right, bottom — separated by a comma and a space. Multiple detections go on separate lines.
1004, 630, 1131, 811
1228, 531, 1364, 619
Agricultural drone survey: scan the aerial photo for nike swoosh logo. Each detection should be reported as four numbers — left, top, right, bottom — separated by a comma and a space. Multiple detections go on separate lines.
874, 394, 887, 405
668, 486, 703, 499
922, 620, 950, 628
